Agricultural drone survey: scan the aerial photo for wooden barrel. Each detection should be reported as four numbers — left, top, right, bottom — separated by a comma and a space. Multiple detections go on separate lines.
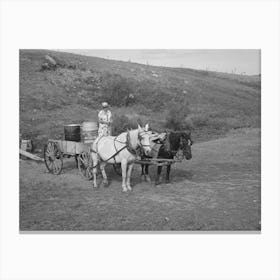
64, 124, 81, 142
81, 121, 98, 143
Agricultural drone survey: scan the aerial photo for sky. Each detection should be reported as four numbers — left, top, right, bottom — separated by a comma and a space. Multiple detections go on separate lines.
59, 49, 261, 75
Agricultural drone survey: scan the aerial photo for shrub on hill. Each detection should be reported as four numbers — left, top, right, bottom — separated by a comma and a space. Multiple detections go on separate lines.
112, 114, 137, 135
19, 50, 261, 144
164, 100, 191, 130
134, 79, 173, 111
99, 73, 172, 111
100, 73, 135, 107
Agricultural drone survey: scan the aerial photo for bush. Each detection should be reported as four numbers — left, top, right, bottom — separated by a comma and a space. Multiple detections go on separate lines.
50, 55, 77, 70
112, 114, 138, 135
164, 101, 190, 130
99, 73, 175, 111
101, 73, 135, 107
184, 118, 194, 130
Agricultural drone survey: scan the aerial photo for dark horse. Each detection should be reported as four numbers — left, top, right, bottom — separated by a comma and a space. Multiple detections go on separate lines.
141, 130, 193, 185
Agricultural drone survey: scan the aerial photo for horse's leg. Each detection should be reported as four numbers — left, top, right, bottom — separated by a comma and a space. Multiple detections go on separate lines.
100, 162, 108, 187
165, 164, 171, 184
121, 160, 128, 192
155, 165, 162, 185
91, 153, 98, 188
141, 164, 145, 182
126, 163, 134, 191
145, 164, 151, 182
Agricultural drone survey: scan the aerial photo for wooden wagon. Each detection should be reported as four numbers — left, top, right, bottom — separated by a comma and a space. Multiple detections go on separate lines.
44, 139, 182, 180
44, 139, 93, 179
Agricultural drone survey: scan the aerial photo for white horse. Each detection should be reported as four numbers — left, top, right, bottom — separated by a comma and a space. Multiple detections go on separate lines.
90, 124, 152, 192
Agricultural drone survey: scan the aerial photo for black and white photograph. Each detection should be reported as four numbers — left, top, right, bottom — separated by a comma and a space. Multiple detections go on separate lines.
2, 0, 280, 279
19, 49, 261, 231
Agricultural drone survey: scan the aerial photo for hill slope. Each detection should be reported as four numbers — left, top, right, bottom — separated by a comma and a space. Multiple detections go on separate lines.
19, 49, 261, 147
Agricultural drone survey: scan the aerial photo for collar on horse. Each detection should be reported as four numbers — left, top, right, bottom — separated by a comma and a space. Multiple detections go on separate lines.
90, 131, 144, 163
125, 130, 142, 156
163, 130, 187, 157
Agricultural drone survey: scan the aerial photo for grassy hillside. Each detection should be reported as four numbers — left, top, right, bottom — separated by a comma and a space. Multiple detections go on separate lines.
19, 49, 261, 148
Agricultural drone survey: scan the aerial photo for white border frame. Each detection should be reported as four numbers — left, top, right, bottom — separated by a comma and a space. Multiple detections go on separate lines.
1, 0, 280, 279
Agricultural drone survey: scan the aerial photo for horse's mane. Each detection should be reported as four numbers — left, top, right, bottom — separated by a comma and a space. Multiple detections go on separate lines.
126, 128, 139, 149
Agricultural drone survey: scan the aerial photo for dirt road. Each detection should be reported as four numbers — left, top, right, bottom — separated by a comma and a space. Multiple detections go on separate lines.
20, 128, 261, 231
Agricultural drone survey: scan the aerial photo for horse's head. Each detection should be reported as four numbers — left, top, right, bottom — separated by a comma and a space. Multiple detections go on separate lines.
180, 131, 193, 160
137, 124, 152, 156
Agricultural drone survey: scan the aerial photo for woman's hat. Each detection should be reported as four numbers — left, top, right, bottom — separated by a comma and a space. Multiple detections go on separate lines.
102, 102, 109, 108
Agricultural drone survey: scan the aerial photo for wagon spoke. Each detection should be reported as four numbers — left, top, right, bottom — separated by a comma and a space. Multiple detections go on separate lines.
44, 141, 63, 175
78, 152, 93, 180
82, 153, 89, 165
80, 156, 87, 165
45, 147, 50, 155
49, 161, 54, 171
47, 143, 54, 154
86, 167, 92, 178
53, 160, 58, 173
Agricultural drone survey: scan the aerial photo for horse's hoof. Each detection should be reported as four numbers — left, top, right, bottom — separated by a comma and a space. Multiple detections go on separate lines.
127, 185, 132, 191
93, 185, 98, 189
122, 187, 128, 192
102, 180, 109, 187
145, 175, 151, 183
141, 175, 145, 182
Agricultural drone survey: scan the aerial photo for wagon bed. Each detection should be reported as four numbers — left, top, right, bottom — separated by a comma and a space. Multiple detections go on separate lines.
44, 139, 93, 179
47, 139, 91, 155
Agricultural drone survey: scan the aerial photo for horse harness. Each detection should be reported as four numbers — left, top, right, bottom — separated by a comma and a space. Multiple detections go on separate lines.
162, 131, 192, 160
90, 130, 150, 165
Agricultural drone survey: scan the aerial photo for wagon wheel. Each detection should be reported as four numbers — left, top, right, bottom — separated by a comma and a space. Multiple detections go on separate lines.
44, 141, 63, 175
113, 163, 122, 176
78, 152, 93, 180
74, 155, 79, 168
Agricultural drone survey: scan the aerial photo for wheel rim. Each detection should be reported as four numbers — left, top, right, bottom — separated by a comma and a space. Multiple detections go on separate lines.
44, 142, 63, 175
78, 152, 93, 180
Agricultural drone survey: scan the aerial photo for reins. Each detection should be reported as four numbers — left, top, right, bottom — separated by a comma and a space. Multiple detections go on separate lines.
90, 130, 150, 166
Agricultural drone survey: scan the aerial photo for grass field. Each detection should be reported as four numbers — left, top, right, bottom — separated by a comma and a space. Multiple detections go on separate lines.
20, 128, 261, 231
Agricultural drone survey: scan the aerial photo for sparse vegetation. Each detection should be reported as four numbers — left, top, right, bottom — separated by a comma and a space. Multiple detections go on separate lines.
19, 51, 261, 231
112, 114, 137, 135
100, 73, 134, 107
19, 49, 261, 147
165, 100, 191, 130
